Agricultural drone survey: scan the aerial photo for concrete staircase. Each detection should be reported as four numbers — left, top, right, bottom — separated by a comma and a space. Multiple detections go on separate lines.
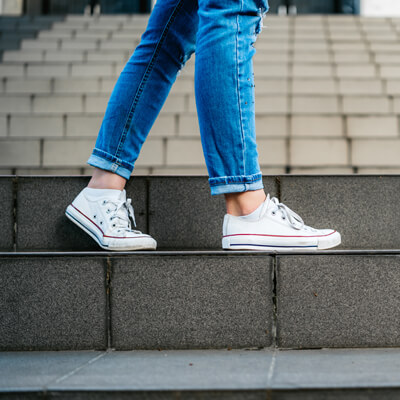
0, 15, 64, 58
2, 14, 400, 176
2, 174, 400, 397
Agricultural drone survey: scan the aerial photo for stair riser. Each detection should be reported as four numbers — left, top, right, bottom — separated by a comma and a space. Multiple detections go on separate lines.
2, 253, 400, 350
277, 254, 400, 348
0, 254, 273, 351
1, 175, 400, 251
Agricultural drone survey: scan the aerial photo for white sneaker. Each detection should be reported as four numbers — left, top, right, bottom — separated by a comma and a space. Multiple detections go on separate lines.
65, 188, 157, 251
222, 194, 341, 251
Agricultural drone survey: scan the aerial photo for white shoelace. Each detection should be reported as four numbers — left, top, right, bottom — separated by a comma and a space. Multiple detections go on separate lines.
104, 198, 142, 234
270, 197, 305, 231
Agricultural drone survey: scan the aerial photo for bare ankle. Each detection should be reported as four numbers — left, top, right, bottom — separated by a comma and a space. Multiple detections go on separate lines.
87, 168, 127, 191
225, 189, 266, 216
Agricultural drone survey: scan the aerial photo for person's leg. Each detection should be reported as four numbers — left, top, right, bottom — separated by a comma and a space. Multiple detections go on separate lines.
195, 0, 269, 215
87, 0, 198, 186
66, 0, 199, 251
195, 0, 341, 250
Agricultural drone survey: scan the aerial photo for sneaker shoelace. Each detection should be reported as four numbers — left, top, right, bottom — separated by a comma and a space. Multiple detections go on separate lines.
104, 198, 142, 235
270, 197, 305, 231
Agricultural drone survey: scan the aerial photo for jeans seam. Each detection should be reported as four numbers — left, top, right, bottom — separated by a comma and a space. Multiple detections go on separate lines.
114, 0, 185, 159
235, 0, 246, 177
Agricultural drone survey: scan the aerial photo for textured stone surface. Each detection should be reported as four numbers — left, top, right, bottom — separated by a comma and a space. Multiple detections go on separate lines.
16, 176, 147, 251
4, 348, 400, 398
49, 350, 273, 390
0, 351, 102, 390
0, 257, 107, 350
47, 392, 268, 400
111, 255, 273, 349
148, 176, 276, 250
0, 177, 14, 251
279, 175, 400, 249
271, 348, 400, 389
277, 255, 400, 348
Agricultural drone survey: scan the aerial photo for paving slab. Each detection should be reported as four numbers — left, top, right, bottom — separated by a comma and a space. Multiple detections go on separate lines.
271, 348, 400, 390
0, 351, 103, 390
47, 392, 267, 399
49, 350, 273, 391
148, 176, 277, 250
0, 177, 14, 251
111, 255, 273, 349
279, 175, 400, 249
16, 176, 147, 251
277, 255, 400, 348
2, 348, 400, 398
0, 257, 107, 350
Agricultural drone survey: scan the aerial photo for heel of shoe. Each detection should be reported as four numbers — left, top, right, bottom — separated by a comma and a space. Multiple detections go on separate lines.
222, 237, 231, 249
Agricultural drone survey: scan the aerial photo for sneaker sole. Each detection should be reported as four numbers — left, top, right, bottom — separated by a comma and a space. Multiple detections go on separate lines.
222, 231, 341, 251
65, 204, 157, 251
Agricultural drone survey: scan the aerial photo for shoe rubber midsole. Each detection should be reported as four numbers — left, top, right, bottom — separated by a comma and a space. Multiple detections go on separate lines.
222, 232, 341, 250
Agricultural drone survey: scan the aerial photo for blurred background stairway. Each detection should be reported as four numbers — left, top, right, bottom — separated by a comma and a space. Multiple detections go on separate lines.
2, 12, 400, 176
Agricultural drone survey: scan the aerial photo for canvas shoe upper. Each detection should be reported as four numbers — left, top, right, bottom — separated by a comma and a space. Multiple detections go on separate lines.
222, 194, 341, 251
65, 188, 156, 251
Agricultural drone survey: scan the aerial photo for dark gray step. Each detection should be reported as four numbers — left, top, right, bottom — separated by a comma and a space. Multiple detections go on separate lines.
0, 251, 273, 351
1, 348, 400, 399
2, 251, 400, 351
1, 175, 400, 251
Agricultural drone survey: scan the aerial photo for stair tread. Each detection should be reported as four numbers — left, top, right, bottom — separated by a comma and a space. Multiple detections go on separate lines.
1, 348, 400, 393
2, 249, 400, 256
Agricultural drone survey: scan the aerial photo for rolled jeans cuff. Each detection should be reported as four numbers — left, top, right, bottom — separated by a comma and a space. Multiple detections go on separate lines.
209, 173, 264, 195
87, 153, 132, 180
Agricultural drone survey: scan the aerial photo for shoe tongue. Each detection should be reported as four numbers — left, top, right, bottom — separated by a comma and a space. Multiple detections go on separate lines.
259, 193, 271, 216
118, 189, 127, 202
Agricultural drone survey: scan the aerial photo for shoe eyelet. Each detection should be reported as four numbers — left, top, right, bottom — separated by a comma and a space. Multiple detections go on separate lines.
93, 215, 96, 219
282, 216, 286, 220
112, 224, 116, 227
106, 209, 110, 214
102, 200, 107, 205
271, 211, 276, 216
100, 221, 103, 225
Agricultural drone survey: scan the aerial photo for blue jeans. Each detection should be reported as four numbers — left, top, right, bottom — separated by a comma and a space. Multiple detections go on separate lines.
88, 0, 270, 195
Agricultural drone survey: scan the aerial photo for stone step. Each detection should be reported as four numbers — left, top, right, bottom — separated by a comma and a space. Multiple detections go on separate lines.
1, 348, 400, 398
2, 250, 400, 350
3, 136, 400, 174
0, 16, 64, 61
1, 175, 400, 252
5, 76, 400, 96
0, 93, 399, 115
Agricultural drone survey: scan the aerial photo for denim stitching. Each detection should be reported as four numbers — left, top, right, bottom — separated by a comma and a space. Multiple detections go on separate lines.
235, 0, 246, 176
114, 0, 185, 159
